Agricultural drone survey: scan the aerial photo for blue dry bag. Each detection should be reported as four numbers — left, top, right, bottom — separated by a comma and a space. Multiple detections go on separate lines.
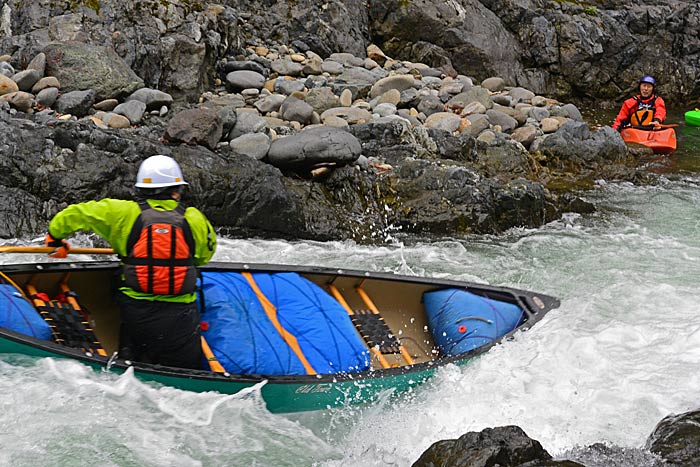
423, 288, 523, 355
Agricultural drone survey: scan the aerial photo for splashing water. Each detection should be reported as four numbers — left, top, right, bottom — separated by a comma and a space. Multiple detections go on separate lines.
1, 175, 699, 466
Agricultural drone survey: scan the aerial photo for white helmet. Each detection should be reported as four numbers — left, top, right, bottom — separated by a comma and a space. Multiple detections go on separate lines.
134, 155, 189, 188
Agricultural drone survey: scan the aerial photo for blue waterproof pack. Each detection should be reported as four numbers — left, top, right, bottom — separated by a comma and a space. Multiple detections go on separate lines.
423, 288, 524, 355
0, 283, 53, 340
199, 272, 370, 375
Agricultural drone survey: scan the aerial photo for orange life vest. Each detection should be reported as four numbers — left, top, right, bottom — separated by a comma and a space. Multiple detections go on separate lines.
629, 95, 658, 126
122, 201, 197, 295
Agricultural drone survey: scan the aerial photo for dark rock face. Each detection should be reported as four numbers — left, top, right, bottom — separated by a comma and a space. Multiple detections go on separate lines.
647, 410, 700, 466
411, 425, 577, 467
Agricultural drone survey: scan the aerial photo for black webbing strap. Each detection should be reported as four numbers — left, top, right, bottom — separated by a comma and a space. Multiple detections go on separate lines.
350, 309, 402, 354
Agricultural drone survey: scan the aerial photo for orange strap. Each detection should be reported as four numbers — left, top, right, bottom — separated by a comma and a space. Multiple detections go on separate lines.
200, 336, 227, 373
242, 272, 316, 375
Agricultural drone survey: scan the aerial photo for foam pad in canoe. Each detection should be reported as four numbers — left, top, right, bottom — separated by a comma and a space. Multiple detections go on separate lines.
199, 272, 370, 375
423, 288, 523, 355
0, 284, 52, 340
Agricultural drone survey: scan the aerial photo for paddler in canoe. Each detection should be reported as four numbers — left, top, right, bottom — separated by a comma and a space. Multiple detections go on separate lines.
612, 75, 667, 132
44, 155, 217, 369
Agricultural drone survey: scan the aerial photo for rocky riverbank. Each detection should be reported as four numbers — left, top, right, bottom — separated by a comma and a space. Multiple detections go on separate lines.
0, 0, 647, 242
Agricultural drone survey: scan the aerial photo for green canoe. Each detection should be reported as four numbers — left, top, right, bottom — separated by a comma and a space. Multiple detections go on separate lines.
0, 260, 558, 413
686, 109, 700, 127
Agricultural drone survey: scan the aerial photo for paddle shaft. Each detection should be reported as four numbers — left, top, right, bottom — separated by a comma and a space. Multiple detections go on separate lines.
0, 246, 115, 255
630, 124, 678, 131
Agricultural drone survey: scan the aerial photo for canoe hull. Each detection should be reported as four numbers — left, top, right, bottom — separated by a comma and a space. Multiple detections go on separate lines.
620, 127, 677, 154
0, 261, 559, 412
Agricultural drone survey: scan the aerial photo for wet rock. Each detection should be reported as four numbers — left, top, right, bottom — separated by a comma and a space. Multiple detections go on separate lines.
647, 409, 700, 466
412, 426, 560, 467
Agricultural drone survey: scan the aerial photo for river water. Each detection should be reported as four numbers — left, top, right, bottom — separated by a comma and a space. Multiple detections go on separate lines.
0, 120, 699, 466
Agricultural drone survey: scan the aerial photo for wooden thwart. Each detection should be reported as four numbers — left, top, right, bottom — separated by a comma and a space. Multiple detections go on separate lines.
327, 280, 414, 368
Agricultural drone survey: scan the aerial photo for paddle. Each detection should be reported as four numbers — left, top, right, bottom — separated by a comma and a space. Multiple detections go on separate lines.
631, 124, 679, 131
0, 246, 115, 255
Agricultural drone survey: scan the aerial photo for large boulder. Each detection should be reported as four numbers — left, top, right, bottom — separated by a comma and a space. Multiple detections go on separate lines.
267, 126, 362, 169
43, 41, 144, 101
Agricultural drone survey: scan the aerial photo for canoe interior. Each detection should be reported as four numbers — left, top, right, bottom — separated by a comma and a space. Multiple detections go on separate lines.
0, 261, 557, 384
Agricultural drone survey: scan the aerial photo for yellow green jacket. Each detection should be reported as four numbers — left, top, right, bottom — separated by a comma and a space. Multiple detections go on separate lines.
48, 198, 217, 303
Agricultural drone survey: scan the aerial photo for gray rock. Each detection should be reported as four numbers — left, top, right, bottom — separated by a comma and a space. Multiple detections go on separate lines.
0, 91, 34, 113
279, 95, 314, 124
225, 70, 266, 92
271, 59, 304, 77
446, 87, 492, 112
530, 107, 550, 122
274, 77, 306, 95
164, 107, 223, 150
320, 106, 373, 124
12, 69, 42, 92
267, 126, 361, 168
463, 114, 490, 137
328, 53, 364, 67
305, 87, 339, 114
229, 132, 271, 160
417, 95, 444, 117
511, 125, 539, 149
332, 66, 388, 99
563, 103, 583, 121
0, 61, 15, 78
113, 100, 147, 124
93, 99, 119, 111
491, 94, 512, 107
31, 76, 60, 94
221, 60, 267, 76
54, 89, 96, 117
373, 103, 397, 117
229, 110, 268, 139
26, 52, 46, 75
321, 60, 344, 75
486, 109, 519, 133
425, 112, 462, 132
36, 87, 59, 108
369, 74, 415, 99
509, 87, 536, 104
254, 94, 286, 114
44, 42, 143, 101
481, 77, 505, 92
126, 88, 173, 111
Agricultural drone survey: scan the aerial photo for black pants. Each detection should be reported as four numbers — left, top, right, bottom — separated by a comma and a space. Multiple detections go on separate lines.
116, 292, 203, 370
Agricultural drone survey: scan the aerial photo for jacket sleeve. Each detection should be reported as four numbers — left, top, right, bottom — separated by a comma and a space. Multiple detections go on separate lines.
653, 97, 667, 123
612, 99, 634, 130
48, 199, 139, 256
185, 207, 217, 266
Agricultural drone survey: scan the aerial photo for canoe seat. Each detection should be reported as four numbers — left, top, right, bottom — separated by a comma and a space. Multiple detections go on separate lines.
26, 282, 107, 357
350, 309, 402, 355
